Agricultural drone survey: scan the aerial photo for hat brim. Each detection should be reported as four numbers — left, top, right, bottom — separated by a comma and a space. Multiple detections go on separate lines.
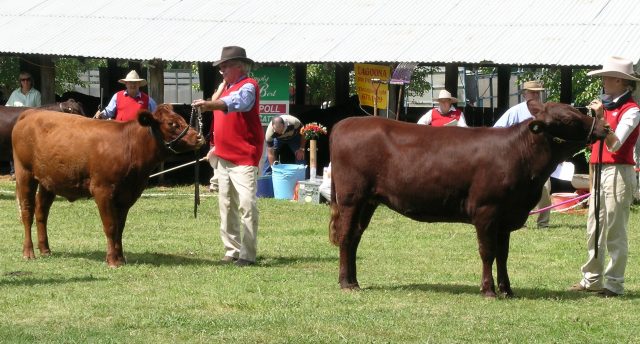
587, 70, 640, 81
212, 56, 254, 67
521, 87, 545, 92
119, 79, 148, 86
434, 97, 458, 103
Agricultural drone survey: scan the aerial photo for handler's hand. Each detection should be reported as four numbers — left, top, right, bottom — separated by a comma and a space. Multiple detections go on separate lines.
93, 110, 103, 119
295, 148, 305, 161
587, 99, 604, 118
192, 99, 206, 108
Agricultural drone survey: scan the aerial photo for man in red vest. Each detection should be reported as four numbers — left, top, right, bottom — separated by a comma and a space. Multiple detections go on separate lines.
569, 56, 640, 297
94, 70, 157, 121
416, 89, 467, 127
193, 46, 264, 267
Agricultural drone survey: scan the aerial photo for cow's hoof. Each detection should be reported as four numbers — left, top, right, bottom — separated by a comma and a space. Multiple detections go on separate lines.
22, 252, 36, 260
481, 290, 497, 298
107, 258, 126, 268
40, 250, 51, 257
340, 282, 361, 291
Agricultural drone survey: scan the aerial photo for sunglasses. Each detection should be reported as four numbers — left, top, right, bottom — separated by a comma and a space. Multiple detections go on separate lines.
20, 78, 31, 82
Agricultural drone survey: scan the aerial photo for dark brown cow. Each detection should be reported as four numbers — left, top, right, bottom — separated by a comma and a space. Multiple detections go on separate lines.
329, 101, 608, 297
12, 104, 204, 267
0, 100, 85, 162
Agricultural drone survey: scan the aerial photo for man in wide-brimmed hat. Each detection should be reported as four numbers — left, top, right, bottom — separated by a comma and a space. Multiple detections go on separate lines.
569, 56, 640, 298
493, 80, 552, 229
94, 70, 157, 121
417, 89, 467, 127
192, 46, 263, 267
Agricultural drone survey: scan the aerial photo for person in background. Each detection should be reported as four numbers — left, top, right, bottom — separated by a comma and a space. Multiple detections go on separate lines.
417, 89, 467, 127
94, 70, 157, 121
262, 114, 306, 175
493, 80, 551, 229
5, 71, 42, 180
569, 56, 640, 297
192, 46, 264, 267
6, 71, 41, 107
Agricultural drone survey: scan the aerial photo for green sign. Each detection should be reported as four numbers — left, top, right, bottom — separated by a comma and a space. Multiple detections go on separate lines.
251, 66, 290, 101
251, 67, 290, 125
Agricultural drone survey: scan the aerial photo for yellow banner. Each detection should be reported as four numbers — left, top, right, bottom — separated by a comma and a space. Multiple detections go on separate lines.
354, 63, 391, 109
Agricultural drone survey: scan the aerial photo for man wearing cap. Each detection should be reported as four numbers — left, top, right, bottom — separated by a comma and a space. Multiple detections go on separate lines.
94, 70, 157, 121
493, 80, 552, 229
192, 46, 264, 267
569, 56, 640, 297
417, 90, 467, 127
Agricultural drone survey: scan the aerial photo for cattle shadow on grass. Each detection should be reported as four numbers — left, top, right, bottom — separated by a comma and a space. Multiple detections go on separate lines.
0, 274, 104, 287
60, 250, 216, 266
365, 283, 639, 300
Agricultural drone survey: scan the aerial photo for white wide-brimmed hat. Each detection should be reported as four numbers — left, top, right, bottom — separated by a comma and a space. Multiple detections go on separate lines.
433, 89, 458, 103
521, 80, 545, 92
118, 70, 147, 86
587, 56, 640, 81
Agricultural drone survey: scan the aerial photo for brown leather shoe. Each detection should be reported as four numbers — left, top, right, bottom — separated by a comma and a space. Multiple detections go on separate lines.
568, 283, 601, 292
597, 288, 621, 298
235, 258, 255, 267
220, 256, 238, 264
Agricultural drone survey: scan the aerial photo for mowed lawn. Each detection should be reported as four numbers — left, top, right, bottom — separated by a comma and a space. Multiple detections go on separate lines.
1, 178, 639, 343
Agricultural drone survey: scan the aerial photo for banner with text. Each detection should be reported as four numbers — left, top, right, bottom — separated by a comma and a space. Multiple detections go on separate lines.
354, 63, 391, 109
250, 66, 290, 125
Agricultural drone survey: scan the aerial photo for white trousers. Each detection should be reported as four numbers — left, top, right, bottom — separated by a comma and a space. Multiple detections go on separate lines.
216, 158, 259, 262
581, 164, 635, 294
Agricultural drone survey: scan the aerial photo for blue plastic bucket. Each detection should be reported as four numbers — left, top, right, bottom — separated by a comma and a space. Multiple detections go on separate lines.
272, 164, 306, 200
256, 175, 274, 198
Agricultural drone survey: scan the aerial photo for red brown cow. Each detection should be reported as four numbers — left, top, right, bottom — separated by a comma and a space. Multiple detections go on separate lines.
329, 101, 608, 297
12, 104, 204, 267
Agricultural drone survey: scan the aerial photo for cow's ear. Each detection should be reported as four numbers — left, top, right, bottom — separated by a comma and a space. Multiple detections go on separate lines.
528, 120, 547, 134
527, 99, 543, 117
137, 110, 156, 127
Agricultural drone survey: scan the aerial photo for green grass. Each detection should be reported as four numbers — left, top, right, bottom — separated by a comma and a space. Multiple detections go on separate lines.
1, 179, 639, 343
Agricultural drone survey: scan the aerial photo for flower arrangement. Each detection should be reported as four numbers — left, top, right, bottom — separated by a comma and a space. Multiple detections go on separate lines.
300, 122, 328, 140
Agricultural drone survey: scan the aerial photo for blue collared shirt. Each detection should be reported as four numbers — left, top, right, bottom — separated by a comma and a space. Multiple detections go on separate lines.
493, 102, 533, 127
219, 76, 256, 112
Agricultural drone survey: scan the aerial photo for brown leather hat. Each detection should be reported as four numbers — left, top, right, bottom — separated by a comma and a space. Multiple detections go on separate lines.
212, 46, 254, 66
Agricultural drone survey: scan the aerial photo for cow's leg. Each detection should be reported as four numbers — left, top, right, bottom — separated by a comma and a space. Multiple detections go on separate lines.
34, 187, 56, 256
334, 202, 376, 290
334, 204, 362, 290
94, 192, 124, 267
15, 170, 38, 260
495, 231, 513, 297
113, 207, 130, 266
475, 227, 497, 298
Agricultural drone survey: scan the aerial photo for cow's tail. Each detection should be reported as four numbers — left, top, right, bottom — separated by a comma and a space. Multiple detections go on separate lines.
329, 176, 339, 246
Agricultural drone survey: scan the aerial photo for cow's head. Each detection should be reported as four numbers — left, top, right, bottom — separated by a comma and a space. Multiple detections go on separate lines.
527, 100, 609, 145
59, 99, 85, 116
139, 104, 205, 153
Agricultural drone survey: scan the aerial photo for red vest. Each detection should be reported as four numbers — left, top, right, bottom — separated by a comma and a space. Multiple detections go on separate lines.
115, 90, 150, 122
431, 107, 462, 127
589, 97, 639, 165
212, 77, 264, 166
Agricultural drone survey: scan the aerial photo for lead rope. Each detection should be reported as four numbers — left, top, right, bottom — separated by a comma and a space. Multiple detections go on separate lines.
190, 106, 203, 218
588, 108, 602, 259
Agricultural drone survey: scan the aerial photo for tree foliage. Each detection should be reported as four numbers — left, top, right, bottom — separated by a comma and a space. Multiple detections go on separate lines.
518, 68, 602, 106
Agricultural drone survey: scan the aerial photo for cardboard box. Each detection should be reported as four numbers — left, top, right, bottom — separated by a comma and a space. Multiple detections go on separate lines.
298, 179, 322, 204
